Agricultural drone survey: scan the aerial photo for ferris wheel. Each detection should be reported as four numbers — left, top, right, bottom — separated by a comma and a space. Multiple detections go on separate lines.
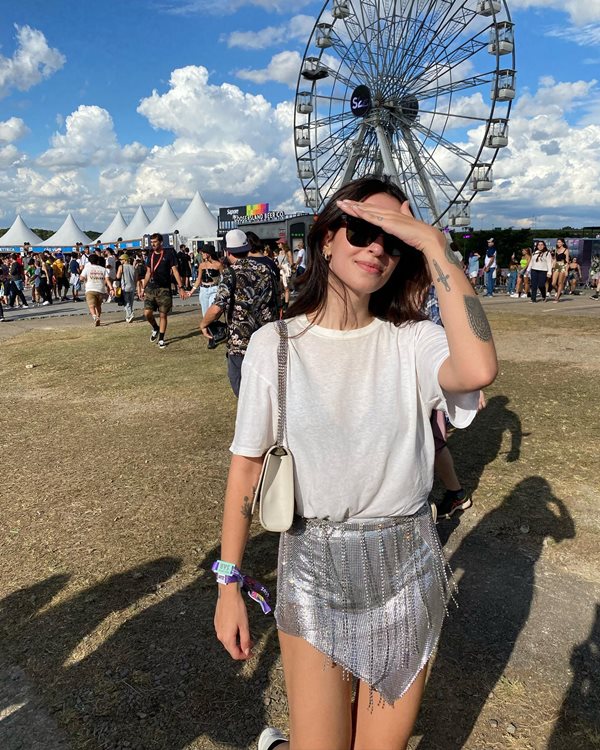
294, 0, 516, 227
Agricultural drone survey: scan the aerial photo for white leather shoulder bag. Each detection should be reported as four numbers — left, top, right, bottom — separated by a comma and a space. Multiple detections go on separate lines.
251, 320, 295, 532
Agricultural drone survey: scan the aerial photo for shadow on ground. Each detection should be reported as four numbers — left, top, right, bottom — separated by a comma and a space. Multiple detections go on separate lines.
548, 603, 600, 750
0, 534, 280, 749
416, 476, 575, 749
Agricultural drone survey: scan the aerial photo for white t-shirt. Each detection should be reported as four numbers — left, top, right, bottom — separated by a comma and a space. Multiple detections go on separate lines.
230, 315, 478, 521
296, 247, 306, 267
80, 264, 109, 293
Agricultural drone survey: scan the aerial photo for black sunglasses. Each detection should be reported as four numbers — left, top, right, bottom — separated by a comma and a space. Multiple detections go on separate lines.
339, 214, 410, 257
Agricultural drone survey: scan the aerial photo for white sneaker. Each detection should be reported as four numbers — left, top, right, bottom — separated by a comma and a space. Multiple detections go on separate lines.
258, 727, 287, 750
42, 301, 50, 306
509, 293, 518, 298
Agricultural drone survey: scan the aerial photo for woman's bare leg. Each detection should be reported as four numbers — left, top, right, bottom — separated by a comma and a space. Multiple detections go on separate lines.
352, 664, 428, 750
278, 630, 353, 750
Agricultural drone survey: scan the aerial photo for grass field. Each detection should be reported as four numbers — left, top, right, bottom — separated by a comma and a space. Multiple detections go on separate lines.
1, 307, 599, 749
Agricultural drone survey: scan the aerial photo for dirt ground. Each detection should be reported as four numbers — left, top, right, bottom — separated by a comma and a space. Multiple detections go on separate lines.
1, 298, 599, 750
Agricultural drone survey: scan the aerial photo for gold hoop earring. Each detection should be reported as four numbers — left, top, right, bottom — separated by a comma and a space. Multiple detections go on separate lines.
323, 245, 331, 262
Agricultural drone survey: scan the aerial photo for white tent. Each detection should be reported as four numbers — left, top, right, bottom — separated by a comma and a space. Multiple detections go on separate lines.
144, 199, 178, 235
170, 191, 217, 240
40, 214, 91, 247
0, 215, 42, 247
96, 210, 129, 244
122, 205, 150, 241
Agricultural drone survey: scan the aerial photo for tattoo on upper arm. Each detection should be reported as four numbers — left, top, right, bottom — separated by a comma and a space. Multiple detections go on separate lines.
241, 495, 253, 520
433, 259, 451, 292
464, 296, 492, 341
445, 244, 462, 268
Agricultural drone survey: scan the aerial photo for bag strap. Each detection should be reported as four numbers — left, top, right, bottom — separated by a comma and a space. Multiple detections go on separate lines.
275, 320, 288, 447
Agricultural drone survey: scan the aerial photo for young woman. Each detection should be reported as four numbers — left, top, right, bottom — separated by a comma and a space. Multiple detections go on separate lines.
188, 245, 223, 316
506, 254, 519, 297
527, 241, 553, 303
551, 238, 569, 303
513, 248, 531, 298
116, 254, 137, 323
276, 241, 294, 309
213, 177, 497, 750
589, 254, 600, 298
467, 250, 480, 291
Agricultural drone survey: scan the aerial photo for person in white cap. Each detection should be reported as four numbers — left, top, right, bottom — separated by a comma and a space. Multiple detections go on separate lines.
199, 228, 279, 396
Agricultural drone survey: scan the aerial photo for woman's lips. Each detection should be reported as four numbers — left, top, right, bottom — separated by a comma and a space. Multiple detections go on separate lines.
355, 260, 383, 275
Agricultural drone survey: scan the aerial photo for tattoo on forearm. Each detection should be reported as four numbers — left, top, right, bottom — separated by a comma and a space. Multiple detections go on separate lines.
433, 259, 451, 292
445, 244, 462, 268
464, 296, 492, 341
241, 495, 253, 520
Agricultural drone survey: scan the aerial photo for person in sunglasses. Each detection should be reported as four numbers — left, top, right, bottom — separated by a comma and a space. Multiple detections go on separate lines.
214, 176, 497, 750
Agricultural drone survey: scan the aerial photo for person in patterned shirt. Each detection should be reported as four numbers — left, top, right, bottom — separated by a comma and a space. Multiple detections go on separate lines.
200, 229, 279, 396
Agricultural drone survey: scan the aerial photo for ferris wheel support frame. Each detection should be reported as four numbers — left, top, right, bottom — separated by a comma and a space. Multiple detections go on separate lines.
401, 126, 443, 227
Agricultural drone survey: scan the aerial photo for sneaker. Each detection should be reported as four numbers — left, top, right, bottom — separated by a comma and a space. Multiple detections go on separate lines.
22, 304, 29, 309
591, 293, 599, 300
0, 317, 5, 322
126, 316, 133, 323
150, 329, 159, 342
258, 727, 287, 750
509, 293, 518, 298
437, 489, 472, 519
95, 317, 101, 327
158, 339, 166, 348
42, 301, 50, 306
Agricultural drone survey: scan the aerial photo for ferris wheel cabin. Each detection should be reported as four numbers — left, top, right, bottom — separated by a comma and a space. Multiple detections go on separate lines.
332, 0, 351, 19
471, 164, 494, 192
305, 189, 319, 209
488, 22, 515, 55
448, 202, 471, 228
298, 159, 313, 180
296, 92, 314, 114
295, 125, 311, 147
476, 0, 501, 16
302, 57, 329, 81
316, 23, 333, 48
492, 70, 516, 101
486, 118, 509, 148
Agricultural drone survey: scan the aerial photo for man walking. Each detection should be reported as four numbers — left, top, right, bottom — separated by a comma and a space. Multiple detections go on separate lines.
141, 233, 185, 349
199, 229, 278, 396
8, 253, 29, 309
483, 238, 497, 297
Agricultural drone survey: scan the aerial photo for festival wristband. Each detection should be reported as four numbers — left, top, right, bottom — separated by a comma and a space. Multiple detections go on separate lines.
211, 561, 272, 614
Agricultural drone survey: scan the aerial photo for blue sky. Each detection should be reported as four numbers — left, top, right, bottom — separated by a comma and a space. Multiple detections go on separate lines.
1, 0, 599, 231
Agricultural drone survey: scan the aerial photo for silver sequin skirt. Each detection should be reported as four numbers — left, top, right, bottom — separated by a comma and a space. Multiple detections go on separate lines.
275, 505, 454, 705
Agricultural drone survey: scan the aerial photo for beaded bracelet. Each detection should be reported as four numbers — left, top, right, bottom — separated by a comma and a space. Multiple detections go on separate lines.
211, 559, 272, 615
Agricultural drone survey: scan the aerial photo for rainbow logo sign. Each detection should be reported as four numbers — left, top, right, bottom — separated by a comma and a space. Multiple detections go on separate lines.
246, 203, 269, 217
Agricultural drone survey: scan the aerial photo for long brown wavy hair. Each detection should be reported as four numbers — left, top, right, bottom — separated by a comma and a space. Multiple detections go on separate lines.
286, 176, 431, 326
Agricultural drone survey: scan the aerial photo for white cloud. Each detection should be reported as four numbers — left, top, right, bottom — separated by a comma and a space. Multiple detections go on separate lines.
236, 50, 302, 88
37, 105, 149, 170
161, 0, 311, 15
0, 117, 29, 143
0, 25, 65, 100
133, 65, 298, 207
0, 144, 24, 168
511, 0, 600, 25
546, 23, 600, 47
224, 14, 314, 49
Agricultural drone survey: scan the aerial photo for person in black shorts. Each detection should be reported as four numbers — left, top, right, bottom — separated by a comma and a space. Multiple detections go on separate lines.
141, 233, 185, 349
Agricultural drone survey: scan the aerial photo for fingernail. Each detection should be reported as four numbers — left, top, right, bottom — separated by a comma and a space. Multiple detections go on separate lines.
336, 199, 348, 204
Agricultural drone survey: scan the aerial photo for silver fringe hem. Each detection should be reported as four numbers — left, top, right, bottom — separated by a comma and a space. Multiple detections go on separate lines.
275, 506, 455, 706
